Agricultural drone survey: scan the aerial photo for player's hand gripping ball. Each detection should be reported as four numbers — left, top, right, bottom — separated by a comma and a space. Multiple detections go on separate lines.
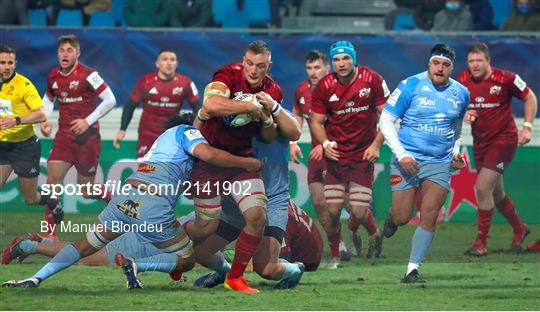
223, 93, 257, 127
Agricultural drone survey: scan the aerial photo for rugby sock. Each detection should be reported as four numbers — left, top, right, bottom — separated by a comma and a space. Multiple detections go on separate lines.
406, 263, 420, 275
476, 209, 493, 246
19, 240, 38, 254
363, 210, 378, 236
135, 253, 178, 273
408, 226, 434, 271
348, 217, 360, 232
40, 237, 55, 245
495, 196, 525, 235
43, 206, 57, 238
210, 252, 231, 275
327, 228, 341, 258
279, 259, 301, 280
228, 231, 262, 279
33, 244, 80, 281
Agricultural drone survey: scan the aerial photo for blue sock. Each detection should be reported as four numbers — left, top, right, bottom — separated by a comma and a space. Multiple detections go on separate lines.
135, 253, 178, 273
41, 237, 55, 245
19, 240, 38, 254
209, 252, 231, 276
33, 244, 81, 281
280, 259, 300, 280
409, 226, 435, 266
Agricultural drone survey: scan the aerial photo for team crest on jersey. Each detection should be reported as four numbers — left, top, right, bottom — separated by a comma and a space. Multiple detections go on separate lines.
116, 200, 141, 220
69, 80, 79, 89
345, 100, 355, 107
475, 96, 485, 103
137, 163, 155, 173
451, 89, 457, 97
172, 87, 183, 95
358, 87, 371, 98
490, 85, 501, 95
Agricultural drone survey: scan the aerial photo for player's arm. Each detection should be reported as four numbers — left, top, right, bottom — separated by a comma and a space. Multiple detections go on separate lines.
364, 105, 385, 162
289, 104, 304, 163
39, 94, 56, 137
192, 142, 262, 173
200, 82, 262, 118
310, 111, 339, 161
69, 87, 116, 136
114, 99, 139, 149
256, 91, 301, 141
519, 89, 537, 145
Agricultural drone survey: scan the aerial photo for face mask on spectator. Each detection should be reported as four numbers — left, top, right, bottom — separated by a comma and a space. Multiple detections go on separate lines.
446, 1, 460, 10
517, 3, 530, 14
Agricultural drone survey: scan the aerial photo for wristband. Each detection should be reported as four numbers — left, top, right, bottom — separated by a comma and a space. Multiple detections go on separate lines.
323, 140, 335, 149
15, 117, 21, 125
523, 121, 533, 130
290, 141, 298, 145
197, 110, 208, 121
271, 101, 281, 114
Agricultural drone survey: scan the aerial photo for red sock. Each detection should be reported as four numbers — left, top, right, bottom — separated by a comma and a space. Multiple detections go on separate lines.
327, 228, 341, 258
228, 231, 262, 279
348, 217, 360, 232
496, 196, 525, 234
362, 210, 378, 236
476, 209, 493, 246
43, 205, 57, 238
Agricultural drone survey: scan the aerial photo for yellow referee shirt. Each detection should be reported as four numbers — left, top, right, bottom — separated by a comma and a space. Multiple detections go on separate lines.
0, 73, 43, 142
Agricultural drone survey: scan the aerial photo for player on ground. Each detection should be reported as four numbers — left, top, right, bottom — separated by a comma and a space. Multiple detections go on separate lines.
310, 41, 388, 269
380, 44, 469, 283
185, 40, 281, 293
0, 44, 63, 249
39, 34, 117, 239
2, 113, 261, 288
191, 105, 305, 290
457, 42, 537, 256
113, 49, 200, 159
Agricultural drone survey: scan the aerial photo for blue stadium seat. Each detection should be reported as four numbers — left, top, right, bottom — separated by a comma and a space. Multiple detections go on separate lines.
57, 9, 83, 26
27, 9, 46, 26
112, 0, 126, 26
245, 0, 270, 26
489, 0, 511, 28
89, 11, 115, 27
222, 10, 250, 28
212, 0, 238, 25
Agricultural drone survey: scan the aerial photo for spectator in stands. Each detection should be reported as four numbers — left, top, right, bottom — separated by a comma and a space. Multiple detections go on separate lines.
502, 0, 540, 31
169, 0, 213, 27
432, 0, 473, 31
385, 0, 418, 31
32, 0, 111, 26
0, 0, 29, 25
125, 0, 172, 27
414, 0, 446, 30
465, 0, 495, 30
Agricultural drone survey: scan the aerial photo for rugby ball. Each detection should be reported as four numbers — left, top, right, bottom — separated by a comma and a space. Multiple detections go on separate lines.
223, 93, 256, 127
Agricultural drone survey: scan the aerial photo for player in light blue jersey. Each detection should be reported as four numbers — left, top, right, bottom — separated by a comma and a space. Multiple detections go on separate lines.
379, 44, 469, 283
2, 113, 262, 289
192, 101, 306, 289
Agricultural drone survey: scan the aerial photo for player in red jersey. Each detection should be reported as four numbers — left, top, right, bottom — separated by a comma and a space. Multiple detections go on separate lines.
281, 200, 323, 271
457, 43, 537, 256
40, 34, 117, 238
185, 40, 280, 293
310, 41, 389, 269
292, 50, 379, 264
113, 49, 200, 159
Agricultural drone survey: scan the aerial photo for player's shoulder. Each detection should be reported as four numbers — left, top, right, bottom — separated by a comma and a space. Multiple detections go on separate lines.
317, 73, 338, 90
174, 72, 193, 83
13, 73, 34, 87
456, 69, 471, 83
264, 74, 283, 94
491, 67, 516, 84
77, 62, 98, 75
47, 67, 62, 80
216, 62, 242, 75
358, 66, 384, 81
296, 80, 310, 92
398, 72, 424, 91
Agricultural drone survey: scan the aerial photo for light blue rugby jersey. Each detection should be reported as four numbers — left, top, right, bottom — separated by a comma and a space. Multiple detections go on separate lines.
128, 125, 207, 205
252, 134, 290, 198
384, 72, 469, 163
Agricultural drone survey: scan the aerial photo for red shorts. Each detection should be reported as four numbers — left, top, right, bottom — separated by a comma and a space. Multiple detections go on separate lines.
324, 161, 374, 187
291, 234, 323, 272
474, 142, 516, 174
48, 130, 101, 176
307, 157, 326, 184
137, 133, 159, 158
190, 160, 262, 199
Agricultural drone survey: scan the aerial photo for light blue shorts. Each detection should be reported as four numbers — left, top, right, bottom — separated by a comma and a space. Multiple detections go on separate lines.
98, 192, 182, 244
390, 157, 451, 191
220, 192, 289, 232
105, 232, 160, 265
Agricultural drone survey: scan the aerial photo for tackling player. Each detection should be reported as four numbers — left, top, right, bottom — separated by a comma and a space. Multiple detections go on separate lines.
310, 41, 388, 269
114, 49, 200, 159
457, 42, 536, 256
39, 34, 117, 239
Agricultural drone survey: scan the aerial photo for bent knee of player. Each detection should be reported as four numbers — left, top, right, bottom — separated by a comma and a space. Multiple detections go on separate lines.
176, 257, 195, 272
392, 211, 412, 226
243, 206, 267, 230
254, 262, 280, 280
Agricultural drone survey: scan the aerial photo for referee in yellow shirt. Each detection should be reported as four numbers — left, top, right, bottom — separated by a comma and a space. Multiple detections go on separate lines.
0, 45, 64, 260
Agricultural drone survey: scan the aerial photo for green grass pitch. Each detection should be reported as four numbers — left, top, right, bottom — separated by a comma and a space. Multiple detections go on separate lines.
0, 212, 538, 310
